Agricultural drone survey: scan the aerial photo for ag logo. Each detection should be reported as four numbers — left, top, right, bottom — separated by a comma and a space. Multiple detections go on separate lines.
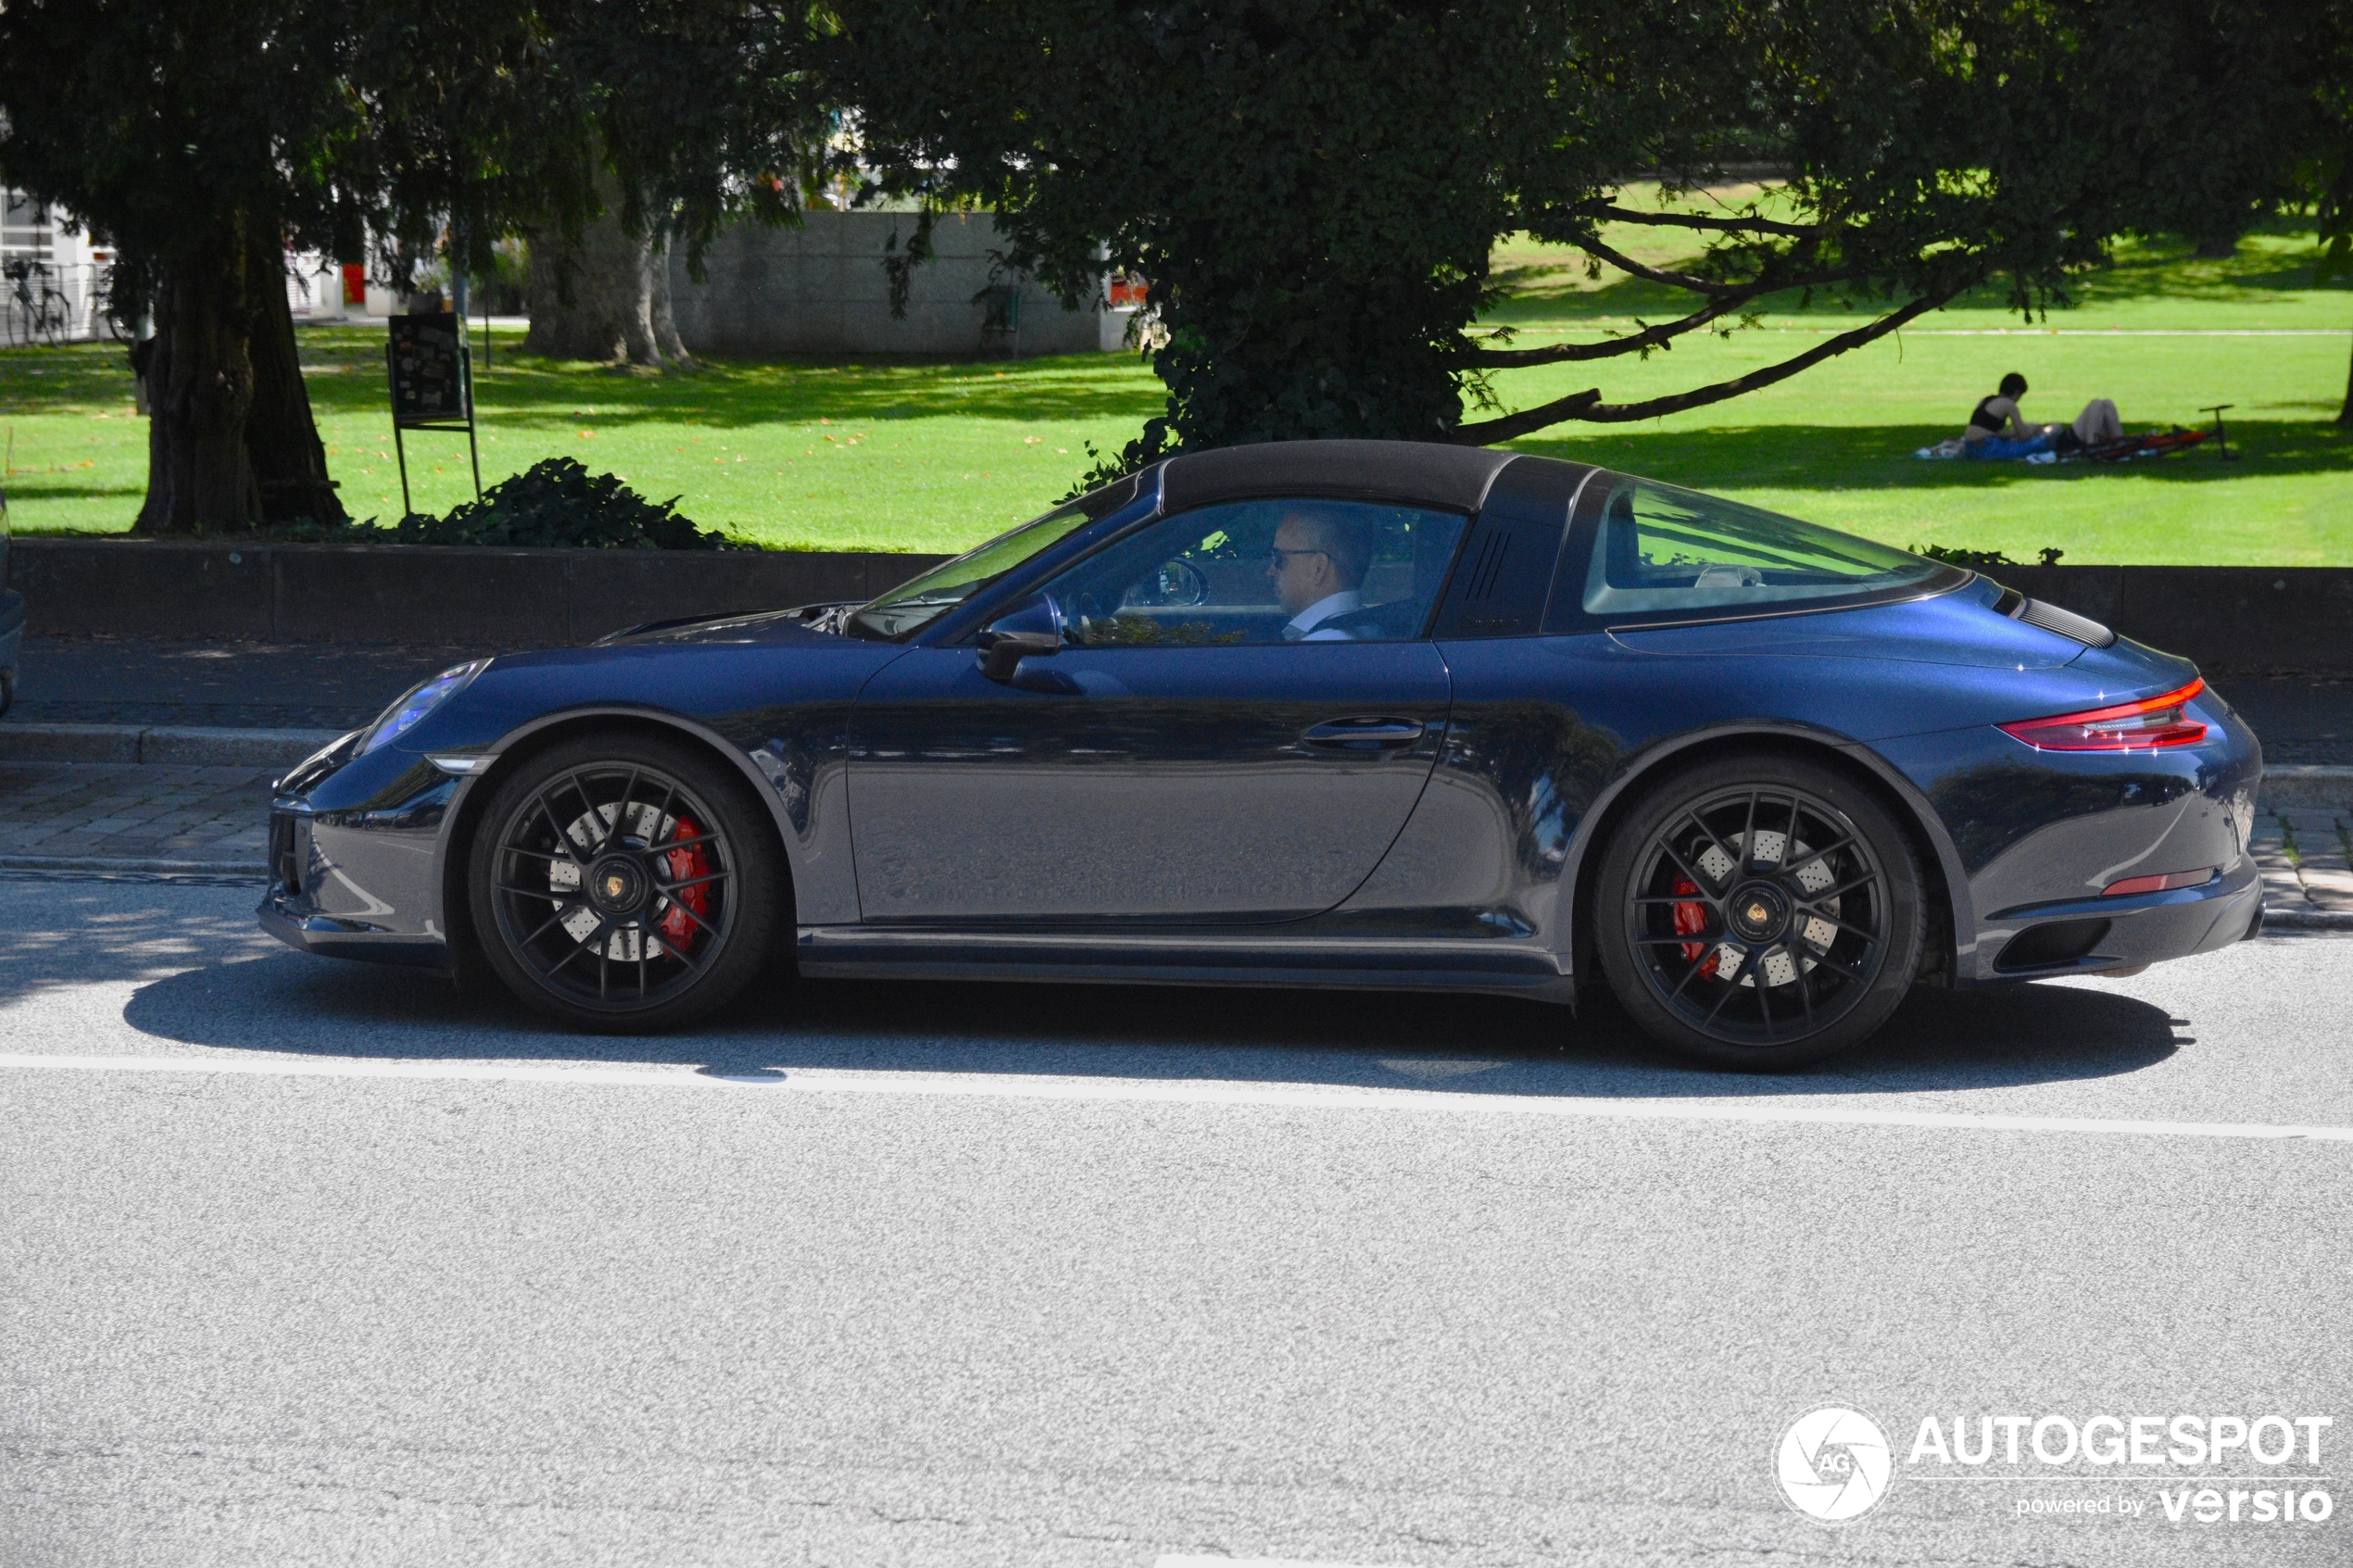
1777, 1407, 1894, 1523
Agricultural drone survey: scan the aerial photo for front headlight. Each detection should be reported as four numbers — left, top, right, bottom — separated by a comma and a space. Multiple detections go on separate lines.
360, 659, 491, 754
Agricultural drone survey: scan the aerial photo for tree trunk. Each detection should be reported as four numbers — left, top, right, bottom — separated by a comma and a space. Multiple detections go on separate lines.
133, 217, 345, 533
522, 171, 693, 370
2339, 334, 2352, 429
135, 220, 260, 534
245, 234, 346, 525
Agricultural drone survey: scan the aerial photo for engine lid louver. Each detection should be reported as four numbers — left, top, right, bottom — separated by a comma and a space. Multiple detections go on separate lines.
2002, 592, 2117, 648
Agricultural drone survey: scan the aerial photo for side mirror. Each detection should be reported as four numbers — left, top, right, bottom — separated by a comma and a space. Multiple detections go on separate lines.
975, 593, 1066, 683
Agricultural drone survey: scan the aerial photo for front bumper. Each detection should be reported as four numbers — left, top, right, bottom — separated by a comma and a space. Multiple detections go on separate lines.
259, 732, 464, 971
258, 884, 452, 969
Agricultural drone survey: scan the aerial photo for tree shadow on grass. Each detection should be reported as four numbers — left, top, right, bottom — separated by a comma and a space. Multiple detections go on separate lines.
0, 331, 1172, 430
0, 480, 145, 502
290, 332, 1170, 433
1504, 420, 2353, 495
1483, 221, 2353, 328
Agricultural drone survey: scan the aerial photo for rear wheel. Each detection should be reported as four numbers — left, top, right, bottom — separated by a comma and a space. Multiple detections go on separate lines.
468, 733, 786, 1032
1593, 753, 1925, 1070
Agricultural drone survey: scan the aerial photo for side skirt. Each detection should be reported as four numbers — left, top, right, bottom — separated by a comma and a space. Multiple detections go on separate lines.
796, 926, 1579, 1005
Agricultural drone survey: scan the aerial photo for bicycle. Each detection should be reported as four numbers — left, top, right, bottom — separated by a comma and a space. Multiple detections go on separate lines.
3, 257, 69, 346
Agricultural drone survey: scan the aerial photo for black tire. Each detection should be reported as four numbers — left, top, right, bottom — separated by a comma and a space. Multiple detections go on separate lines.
467, 732, 786, 1032
1593, 752, 1925, 1071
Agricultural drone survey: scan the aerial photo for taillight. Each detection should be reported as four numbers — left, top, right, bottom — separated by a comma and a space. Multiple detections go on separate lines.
1997, 678, 2208, 751
2102, 868, 2215, 897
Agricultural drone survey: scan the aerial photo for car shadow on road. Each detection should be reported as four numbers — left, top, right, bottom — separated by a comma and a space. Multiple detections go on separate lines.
116, 947, 2184, 1100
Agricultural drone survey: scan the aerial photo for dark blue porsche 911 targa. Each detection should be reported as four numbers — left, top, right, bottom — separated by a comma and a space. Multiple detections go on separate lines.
261, 440, 2262, 1067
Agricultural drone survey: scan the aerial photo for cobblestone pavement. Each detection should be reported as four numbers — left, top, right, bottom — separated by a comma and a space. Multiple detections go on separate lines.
0, 762, 276, 868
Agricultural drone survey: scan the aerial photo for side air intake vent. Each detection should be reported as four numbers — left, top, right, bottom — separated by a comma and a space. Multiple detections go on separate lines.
1994, 918, 2112, 972
2007, 595, 2117, 648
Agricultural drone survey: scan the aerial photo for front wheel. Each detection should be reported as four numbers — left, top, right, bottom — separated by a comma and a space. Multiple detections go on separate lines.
468, 733, 786, 1032
1593, 753, 1926, 1071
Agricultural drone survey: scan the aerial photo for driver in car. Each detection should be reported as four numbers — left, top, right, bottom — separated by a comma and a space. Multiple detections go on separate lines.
1268, 509, 1377, 641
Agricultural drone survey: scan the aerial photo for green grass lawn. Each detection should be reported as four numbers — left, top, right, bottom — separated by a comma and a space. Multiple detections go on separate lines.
2, 202, 2347, 562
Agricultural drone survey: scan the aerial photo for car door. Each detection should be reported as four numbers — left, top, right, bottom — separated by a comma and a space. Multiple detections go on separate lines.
845, 496, 1471, 925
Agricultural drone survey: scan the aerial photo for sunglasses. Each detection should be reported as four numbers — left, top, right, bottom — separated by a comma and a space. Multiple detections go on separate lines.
1265, 547, 1329, 567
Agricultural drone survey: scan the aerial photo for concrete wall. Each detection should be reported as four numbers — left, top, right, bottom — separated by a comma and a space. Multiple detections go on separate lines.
10, 540, 950, 646
668, 210, 1131, 359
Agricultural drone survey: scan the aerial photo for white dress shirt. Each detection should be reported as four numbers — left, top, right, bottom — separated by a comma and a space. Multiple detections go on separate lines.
1282, 590, 1364, 642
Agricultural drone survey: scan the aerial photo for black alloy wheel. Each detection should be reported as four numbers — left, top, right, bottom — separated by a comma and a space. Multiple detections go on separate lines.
468, 733, 786, 1031
1594, 753, 1925, 1070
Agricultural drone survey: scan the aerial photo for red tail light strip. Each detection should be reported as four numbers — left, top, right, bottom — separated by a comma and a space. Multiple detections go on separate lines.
1997, 678, 2208, 751
2102, 868, 2217, 897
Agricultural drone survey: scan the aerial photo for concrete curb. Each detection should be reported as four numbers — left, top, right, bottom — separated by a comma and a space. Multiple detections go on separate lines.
2259, 765, 2353, 810
2260, 907, 2353, 931
0, 723, 343, 769
0, 855, 268, 884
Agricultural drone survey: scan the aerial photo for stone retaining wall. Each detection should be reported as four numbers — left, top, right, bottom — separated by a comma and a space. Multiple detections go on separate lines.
9, 540, 950, 645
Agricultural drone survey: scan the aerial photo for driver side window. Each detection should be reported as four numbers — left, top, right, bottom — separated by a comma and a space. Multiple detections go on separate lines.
1037, 498, 1467, 647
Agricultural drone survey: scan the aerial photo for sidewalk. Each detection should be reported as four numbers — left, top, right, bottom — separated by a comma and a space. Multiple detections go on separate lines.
0, 635, 519, 878
0, 761, 275, 872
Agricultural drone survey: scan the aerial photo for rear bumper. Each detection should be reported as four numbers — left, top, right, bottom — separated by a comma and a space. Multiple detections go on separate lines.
1974, 858, 2264, 982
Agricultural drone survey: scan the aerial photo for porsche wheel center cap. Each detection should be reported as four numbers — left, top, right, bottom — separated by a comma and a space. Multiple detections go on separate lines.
587, 855, 648, 915
1729, 882, 1790, 943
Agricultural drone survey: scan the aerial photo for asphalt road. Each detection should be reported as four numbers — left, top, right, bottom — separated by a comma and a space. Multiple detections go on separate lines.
3, 875, 2348, 1568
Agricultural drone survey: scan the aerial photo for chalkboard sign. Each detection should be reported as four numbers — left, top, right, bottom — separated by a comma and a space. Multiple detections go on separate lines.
387, 314, 471, 427
384, 312, 481, 511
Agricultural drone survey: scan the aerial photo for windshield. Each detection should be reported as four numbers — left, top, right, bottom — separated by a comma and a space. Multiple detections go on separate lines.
846, 502, 1102, 641
1580, 477, 1945, 621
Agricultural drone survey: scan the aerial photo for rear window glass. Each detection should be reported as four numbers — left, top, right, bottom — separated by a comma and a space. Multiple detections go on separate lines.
1582, 478, 1944, 621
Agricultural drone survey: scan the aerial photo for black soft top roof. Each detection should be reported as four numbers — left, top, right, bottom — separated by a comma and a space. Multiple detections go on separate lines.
1153, 440, 1585, 516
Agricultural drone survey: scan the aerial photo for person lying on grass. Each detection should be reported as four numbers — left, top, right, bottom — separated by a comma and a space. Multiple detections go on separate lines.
1963, 372, 2123, 459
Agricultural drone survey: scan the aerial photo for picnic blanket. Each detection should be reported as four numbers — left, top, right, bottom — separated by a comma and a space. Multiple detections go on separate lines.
1914, 428, 2212, 463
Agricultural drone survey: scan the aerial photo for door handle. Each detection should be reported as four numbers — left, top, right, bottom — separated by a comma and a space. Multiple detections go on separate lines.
1301, 717, 1427, 749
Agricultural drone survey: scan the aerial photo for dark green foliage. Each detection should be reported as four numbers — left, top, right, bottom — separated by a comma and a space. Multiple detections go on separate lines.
346, 458, 742, 548
1912, 545, 2066, 568
837, 0, 2340, 469
841, 1, 1580, 466
0, 0, 829, 533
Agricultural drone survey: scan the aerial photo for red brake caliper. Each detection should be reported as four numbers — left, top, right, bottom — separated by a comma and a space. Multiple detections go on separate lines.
1673, 878, 1719, 978
658, 816, 710, 949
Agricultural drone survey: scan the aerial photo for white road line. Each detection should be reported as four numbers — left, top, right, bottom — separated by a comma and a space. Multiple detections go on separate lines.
1, 1051, 2348, 1144
1157, 1559, 1416, 1568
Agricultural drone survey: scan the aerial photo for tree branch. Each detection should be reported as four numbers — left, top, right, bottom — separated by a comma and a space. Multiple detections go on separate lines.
1449, 286, 1969, 445
1465, 263, 1866, 368
1579, 237, 1750, 296
1581, 205, 1820, 239
1466, 295, 1749, 368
